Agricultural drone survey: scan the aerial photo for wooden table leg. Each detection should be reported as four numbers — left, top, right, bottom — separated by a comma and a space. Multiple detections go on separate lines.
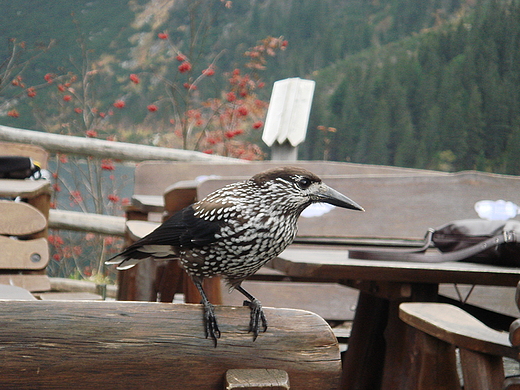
381, 284, 460, 390
341, 292, 389, 390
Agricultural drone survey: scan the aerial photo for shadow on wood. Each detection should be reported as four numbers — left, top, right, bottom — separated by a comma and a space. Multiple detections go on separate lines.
0, 301, 341, 390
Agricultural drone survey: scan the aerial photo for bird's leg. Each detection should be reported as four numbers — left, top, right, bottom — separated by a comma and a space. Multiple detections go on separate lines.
193, 278, 220, 346
235, 285, 268, 340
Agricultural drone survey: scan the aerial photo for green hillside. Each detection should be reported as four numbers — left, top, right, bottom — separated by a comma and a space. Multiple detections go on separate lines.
306, 0, 520, 174
3, 0, 520, 173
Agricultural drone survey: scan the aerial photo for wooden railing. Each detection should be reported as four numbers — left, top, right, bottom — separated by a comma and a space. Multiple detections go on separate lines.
0, 125, 243, 163
0, 125, 245, 236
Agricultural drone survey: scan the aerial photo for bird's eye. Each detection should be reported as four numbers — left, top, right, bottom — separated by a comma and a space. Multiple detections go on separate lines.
297, 177, 312, 189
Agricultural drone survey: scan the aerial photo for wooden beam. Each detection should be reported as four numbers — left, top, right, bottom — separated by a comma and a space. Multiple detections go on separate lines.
49, 277, 118, 299
48, 209, 126, 236
0, 125, 244, 163
226, 369, 290, 389
0, 301, 341, 389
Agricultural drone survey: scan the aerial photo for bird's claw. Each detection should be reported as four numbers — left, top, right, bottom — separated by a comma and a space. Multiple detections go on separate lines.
202, 302, 221, 347
243, 299, 268, 340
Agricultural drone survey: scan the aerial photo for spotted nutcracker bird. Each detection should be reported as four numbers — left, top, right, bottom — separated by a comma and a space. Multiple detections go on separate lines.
106, 167, 363, 345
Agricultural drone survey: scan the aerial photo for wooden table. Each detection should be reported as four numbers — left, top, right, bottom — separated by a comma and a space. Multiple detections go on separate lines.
270, 246, 520, 390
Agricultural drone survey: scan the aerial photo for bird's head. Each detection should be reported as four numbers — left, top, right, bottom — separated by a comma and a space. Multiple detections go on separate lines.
250, 167, 364, 215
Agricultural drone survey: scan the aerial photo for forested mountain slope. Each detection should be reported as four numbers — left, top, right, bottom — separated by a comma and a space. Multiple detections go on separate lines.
305, 0, 520, 174
3, 0, 519, 174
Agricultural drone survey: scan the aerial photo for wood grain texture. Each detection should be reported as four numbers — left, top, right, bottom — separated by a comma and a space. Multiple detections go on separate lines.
399, 302, 518, 359
0, 301, 341, 390
0, 200, 46, 236
225, 369, 289, 389
0, 235, 49, 270
0, 125, 238, 163
49, 209, 126, 237
273, 247, 520, 287
0, 179, 51, 200
132, 160, 442, 196
0, 274, 51, 292
459, 348, 504, 390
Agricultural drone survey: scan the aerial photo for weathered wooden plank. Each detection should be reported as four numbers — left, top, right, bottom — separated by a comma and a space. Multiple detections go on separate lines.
0, 274, 51, 292
221, 280, 358, 321
132, 160, 443, 196
49, 277, 117, 299
0, 236, 49, 270
198, 171, 520, 240
131, 194, 165, 213
399, 302, 518, 359
225, 369, 290, 389
458, 347, 504, 390
273, 247, 520, 287
37, 292, 103, 300
48, 209, 126, 236
0, 200, 46, 236
0, 301, 340, 390
0, 179, 51, 199
0, 125, 241, 162
163, 180, 199, 219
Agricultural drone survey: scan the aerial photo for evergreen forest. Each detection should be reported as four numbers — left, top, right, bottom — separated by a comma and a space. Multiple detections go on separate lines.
305, 0, 520, 174
1, 0, 520, 173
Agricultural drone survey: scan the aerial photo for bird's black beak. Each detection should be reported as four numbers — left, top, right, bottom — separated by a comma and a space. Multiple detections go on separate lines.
318, 185, 364, 211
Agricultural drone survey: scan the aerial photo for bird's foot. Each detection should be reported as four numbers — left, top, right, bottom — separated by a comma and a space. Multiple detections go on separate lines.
243, 299, 268, 340
202, 302, 221, 347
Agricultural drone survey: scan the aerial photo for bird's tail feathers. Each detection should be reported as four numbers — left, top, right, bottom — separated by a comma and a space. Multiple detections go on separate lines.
105, 256, 141, 270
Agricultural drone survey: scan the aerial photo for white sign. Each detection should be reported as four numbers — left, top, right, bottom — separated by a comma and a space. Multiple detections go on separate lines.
262, 78, 316, 147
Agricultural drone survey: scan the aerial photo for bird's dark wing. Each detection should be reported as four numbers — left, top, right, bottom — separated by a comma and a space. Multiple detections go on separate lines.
140, 205, 222, 247
106, 205, 223, 269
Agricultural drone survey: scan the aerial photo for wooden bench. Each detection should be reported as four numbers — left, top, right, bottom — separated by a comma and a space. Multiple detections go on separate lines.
0, 200, 51, 293
0, 200, 102, 300
127, 160, 445, 221
121, 168, 520, 326
399, 289, 520, 390
0, 141, 51, 220
0, 300, 341, 389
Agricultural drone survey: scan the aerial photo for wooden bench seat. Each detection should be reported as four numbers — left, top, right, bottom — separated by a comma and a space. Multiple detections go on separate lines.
0, 300, 341, 389
399, 282, 520, 390
128, 160, 445, 219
